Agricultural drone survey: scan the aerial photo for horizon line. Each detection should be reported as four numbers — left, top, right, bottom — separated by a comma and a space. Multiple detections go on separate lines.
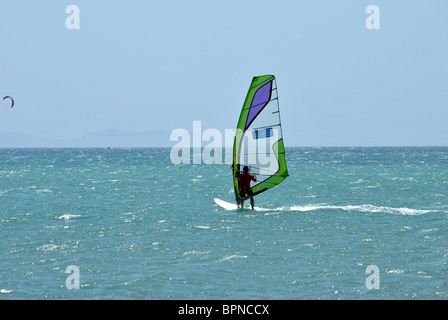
1, 145, 447, 149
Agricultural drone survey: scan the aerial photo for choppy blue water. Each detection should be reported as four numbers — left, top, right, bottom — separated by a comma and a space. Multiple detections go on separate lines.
0, 147, 447, 299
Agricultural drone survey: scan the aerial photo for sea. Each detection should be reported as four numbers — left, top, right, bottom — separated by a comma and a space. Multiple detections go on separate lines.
0, 147, 447, 300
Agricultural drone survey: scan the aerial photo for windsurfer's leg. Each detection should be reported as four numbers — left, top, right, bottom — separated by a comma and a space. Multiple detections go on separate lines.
240, 199, 244, 209
250, 196, 254, 210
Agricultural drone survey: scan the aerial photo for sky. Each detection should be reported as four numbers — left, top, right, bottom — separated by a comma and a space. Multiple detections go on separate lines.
0, 0, 447, 147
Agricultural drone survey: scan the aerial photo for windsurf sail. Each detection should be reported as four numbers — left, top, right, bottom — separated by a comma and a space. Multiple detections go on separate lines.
232, 75, 288, 205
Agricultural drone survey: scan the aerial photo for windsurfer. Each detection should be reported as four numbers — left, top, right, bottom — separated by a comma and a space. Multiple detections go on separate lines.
232, 165, 257, 210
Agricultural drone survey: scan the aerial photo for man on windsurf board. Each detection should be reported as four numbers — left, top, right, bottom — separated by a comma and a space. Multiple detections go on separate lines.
231, 165, 257, 210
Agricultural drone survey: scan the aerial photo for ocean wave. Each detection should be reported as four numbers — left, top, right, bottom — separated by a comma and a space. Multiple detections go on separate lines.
36, 243, 71, 252
0, 289, 13, 294
287, 204, 436, 215
58, 214, 82, 220
183, 250, 211, 256
219, 255, 247, 262
226, 203, 439, 216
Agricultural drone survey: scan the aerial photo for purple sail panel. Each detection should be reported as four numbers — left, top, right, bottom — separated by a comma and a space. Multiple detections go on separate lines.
245, 81, 272, 129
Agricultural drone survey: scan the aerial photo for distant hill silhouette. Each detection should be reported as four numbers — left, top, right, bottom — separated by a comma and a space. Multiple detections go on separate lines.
0, 129, 173, 148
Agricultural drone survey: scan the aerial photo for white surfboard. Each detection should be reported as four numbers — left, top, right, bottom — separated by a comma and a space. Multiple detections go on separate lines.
214, 198, 262, 211
214, 198, 239, 210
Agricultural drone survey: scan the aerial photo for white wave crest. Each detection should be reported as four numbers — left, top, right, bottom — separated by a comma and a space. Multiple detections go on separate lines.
58, 214, 82, 220
219, 255, 247, 262
287, 204, 434, 215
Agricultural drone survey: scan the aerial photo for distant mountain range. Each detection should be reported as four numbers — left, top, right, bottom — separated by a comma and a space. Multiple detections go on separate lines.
0, 129, 174, 148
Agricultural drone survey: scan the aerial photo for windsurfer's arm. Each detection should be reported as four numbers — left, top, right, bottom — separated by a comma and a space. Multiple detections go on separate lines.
252, 174, 257, 182
231, 165, 241, 179
231, 165, 236, 177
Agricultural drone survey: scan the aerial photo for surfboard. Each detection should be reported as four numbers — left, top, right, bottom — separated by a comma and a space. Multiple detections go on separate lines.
214, 198, 263, 211
214, 198, 239, 210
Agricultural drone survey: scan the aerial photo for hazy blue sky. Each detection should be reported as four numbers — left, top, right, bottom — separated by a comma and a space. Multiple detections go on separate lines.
0, 0, 447, 146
